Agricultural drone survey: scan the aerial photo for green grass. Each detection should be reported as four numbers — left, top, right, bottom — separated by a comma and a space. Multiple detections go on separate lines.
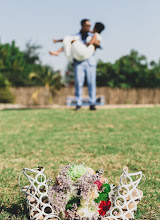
0, 107, 160, 219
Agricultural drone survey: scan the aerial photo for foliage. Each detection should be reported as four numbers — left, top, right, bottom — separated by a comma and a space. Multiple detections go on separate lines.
23, 40, 41, 65
0, 40, 62, 88
0, 73, 15, 103
0, 41, 31, 86
96, 50, 160, 88
1, 39, 160, 89
0, 73, 10, 87
0, 87, 15, 103
95, 183, 111, 203
66, 197, 81, 210
29, 66, 58, 88
29, 66, 63, 98
65, 50, 160, 88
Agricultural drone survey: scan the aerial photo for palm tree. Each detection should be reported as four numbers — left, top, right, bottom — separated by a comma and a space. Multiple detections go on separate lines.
29, 66, 61, 89
29, 66, 63, 104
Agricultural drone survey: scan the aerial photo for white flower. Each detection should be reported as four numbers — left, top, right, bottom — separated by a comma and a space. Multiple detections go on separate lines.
77, 206, 91, 218
77, 200, 98, 218
80, 199, 90, 207
65, 185, 78, 202
86, 167, 96, 174
88, 188, 99, 200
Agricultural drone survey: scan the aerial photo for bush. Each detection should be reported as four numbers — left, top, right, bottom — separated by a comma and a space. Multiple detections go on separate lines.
0, 88, 15, 103
0, 72, 15, 103
0, 73, 9, 87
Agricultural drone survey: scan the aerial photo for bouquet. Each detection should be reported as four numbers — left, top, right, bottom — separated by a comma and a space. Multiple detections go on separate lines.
48, 164, 115, 220
20, 165, 144, 220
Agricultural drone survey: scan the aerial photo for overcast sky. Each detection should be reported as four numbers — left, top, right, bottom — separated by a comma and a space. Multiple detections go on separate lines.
0, 0, 160, 74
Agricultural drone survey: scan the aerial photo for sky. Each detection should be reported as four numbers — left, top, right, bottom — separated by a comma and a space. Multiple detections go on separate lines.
0, 0, 160, 75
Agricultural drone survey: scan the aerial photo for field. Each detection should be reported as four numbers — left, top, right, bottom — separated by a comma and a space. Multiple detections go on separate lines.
0, 107, 160, 219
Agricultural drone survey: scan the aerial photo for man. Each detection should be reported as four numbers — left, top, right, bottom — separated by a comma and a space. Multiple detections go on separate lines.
74, 19, 101, 111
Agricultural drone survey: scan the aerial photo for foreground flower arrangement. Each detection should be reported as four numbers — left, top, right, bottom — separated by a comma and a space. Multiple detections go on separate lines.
19, 164, 144, 220
48, 164, 114, 219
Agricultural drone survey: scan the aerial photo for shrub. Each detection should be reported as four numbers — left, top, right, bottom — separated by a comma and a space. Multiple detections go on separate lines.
0, 87, 15, 103
0, 73, 9, 87
0, 72, 15, 103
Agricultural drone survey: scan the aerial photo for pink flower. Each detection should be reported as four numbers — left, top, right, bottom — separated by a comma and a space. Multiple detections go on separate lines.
94, 180, 103, 190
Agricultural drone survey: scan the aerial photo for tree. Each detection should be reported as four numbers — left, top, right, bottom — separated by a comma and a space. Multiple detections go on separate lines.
0, 41, 35, 86
149, 59, 160, 87
29, 66, 63, 104
0, 40, 63, 88
29, 65, 62, 90
96, 50, 160, 88
24, 40, 41, 64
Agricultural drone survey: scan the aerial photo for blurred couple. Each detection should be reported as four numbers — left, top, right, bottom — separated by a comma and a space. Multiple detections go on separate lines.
50, 19, 105, 110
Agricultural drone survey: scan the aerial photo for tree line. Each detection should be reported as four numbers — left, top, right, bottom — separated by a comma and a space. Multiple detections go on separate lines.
0, 40, 62, 87
0, 40, 160, 89
96, 50, 160, 88
0, 40, 63, 102
65, 50, 160, 88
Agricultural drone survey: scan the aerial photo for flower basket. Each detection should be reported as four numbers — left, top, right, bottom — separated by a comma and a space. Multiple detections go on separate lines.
19, 165, 144, 220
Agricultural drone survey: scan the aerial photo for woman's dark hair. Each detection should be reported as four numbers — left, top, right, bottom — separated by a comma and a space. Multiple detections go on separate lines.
81, 19, 90, 26
94, 22, 105, 33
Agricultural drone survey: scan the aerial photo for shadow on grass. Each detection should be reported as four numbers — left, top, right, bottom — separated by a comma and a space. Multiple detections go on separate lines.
0, 199, 29, 219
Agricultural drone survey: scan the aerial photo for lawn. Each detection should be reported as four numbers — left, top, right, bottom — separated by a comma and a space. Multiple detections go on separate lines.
0, 107, 159, 219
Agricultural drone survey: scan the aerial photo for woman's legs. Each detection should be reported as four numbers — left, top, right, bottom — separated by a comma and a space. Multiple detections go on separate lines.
63, 36, 79, 62
49, 47, 63, 56
72, 41, 95, 61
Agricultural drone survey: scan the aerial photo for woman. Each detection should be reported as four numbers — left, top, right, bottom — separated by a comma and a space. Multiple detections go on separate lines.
49, 22, 105, 63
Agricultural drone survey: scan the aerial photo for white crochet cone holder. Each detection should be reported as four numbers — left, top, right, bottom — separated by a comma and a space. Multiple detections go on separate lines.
19, 167, 60, 220
19, 167, 144, 220
106, 167, 144, 220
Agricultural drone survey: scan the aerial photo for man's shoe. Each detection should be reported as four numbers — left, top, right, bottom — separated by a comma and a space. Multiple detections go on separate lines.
75, 105, 81, 111
89, 105, 96, 111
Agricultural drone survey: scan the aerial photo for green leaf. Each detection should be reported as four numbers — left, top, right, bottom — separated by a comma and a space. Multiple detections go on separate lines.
66, 197, 80, 210
94, 183, 111, 203
95, 192, 109, 203
102, 183, 111, 194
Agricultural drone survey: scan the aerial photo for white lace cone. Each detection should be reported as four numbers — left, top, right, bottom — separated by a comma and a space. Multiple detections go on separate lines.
105, 167, 144, 220
19, 167, 60, 220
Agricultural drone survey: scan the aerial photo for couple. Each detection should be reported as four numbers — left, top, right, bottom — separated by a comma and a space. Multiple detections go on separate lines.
50, 19, 105, 110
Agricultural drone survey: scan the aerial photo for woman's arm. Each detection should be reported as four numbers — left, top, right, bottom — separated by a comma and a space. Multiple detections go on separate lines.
53, 39, 63, 43
86, 34, 100, 47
